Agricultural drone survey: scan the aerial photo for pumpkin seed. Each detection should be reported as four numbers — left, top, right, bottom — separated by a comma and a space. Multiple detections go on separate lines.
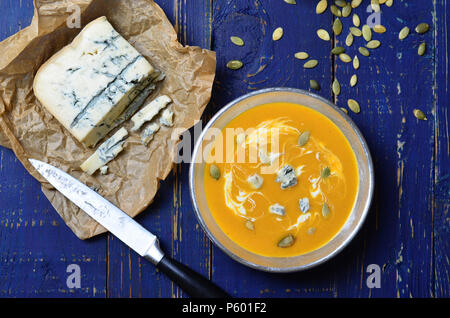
386, 0, 393, 7
226, 60, 243, 70
418, 42, 427, 56
415, 23, 430, 34
317, 29, 331, 41
350, 74, 358, 87
330, 5, 342, 17
230, 36, 244, 46
284, 0, 296, 4
333, 18, 343, 35
366, 40, 381, 49
346, 33, 354, 46
310, 80, 321, 91
321, 166, 331, 178
340, 107, 348, 114
277, 234, 295, 248
332, 78, 341, 95
379, 0, 387, 3
348, 99, 361, 113
350, 27, 362, 37
316, 0, 328, 14
353, 55, 360, 69
307, 227, 316, 235
245, 220, 255, 230
351, 0, 362, 8
209, 164, 221, 179
413, 109, 427, 120
399, 26, 410, 40
371, 0, 380, 12
373, 25, 386, 34
272, 27, 284, 41
304, 59, 318, 69
358, 46, 370, 56
362, 25, 372, 41
298, 131, 311, 146
352, 13, 361, 27
342, 4, 352, 17
339, 53, 352, 63
322, 203, 330, 217
295, 52, 309, 60
331, 46, 346, 55
335, 0, 347, 7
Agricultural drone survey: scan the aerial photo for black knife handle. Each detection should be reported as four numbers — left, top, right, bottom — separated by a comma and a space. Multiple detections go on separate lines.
157, 256, 229, 298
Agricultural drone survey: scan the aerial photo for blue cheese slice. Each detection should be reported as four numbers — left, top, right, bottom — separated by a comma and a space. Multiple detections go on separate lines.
33, 16, 158, 147
299, 198, 310, 213
269, 203, 285, 216
130, 95, 172, 131
159, 108, 174, 127
80, 127, 128, 175
247, 173, 263, 189
141, 122, 160, 145
275, 164, 297, 189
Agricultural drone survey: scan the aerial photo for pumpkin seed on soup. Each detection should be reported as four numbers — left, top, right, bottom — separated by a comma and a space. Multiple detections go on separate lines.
277, 234, 295, 248
245, 220, 255, 230
322, 203, 330, 217
298, 131, 311, 146
209, 164, 221, 179
321, 166, 331, 178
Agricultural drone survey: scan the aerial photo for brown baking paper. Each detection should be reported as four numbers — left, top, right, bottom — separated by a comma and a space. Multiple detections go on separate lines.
0, 0, 216, 239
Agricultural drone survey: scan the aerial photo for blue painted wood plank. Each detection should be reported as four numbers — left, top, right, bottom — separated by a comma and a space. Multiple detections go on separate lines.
433, 0, 450, 298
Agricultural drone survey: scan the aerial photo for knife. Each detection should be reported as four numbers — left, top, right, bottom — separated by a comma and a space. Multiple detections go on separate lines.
28, 159, 228, 298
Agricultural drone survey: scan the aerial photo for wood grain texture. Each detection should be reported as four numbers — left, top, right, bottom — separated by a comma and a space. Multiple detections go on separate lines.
0, 0, 448, 298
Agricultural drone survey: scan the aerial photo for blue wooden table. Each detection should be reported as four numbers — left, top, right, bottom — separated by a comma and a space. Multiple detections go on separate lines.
0, 0, 448, 298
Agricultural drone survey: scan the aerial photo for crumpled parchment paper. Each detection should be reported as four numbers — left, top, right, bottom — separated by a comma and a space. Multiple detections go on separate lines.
0, 0, 216, 239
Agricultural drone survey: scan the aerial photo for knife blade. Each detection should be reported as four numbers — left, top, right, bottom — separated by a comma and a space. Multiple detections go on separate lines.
28, 158, 228, 298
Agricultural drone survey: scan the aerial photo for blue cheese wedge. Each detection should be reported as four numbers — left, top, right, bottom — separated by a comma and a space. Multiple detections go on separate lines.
141, 122, 160, 145
275, 164, 297, 189
130, 95, 172, 131
159, 108, 174, 127
33, 16, 159, 147
269, 203, 285, 216
299, 197, 310, 213
247, 173, 263, 189
80, 127, 128, 175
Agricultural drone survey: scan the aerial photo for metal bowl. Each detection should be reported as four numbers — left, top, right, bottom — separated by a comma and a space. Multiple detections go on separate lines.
189, 88, 374, 273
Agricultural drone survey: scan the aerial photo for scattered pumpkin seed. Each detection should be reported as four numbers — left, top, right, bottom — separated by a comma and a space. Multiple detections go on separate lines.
358, 46, 370, 56
340, 107, 348, 114
230, 36, 244, 46
331, 46, 346, 55
209, 164, 221, 179
277, 234, 295, 248
373, 25, 386, 34
353, 55, 360, 69
415, 23, 430, 34
317, 29, 331, 41
346, 33, 354, 46
272, 27, 284, 41
352, 13, 361, 27
379, 0, 387, 3
418, 42, 427, 56
362, 25, 372, 41
333, 18, 343, 35
342, 3, 352, 17
350, 27, 362, 37
321, 166, 331, 178
339, 53, 352, 63
316, 0, 328, 14
245, 220, 255, 230
351, 0, 362, 8
284, 0, 296, 4
413, 109, 427, 120
350, 74, 358, 87
307, 227, 316, 235
310, 80, 321, 91
366, 40, 381, 49
386, 0, 393, 7
330, 5, 342, 17
332, 78, 341, 95
371, 0, 380, 12
348, 99, 361, 113
298, 131, 311, 146
322, 203, 330, 217
226, 60, 243, 70
304, 59, 318, 69
295, 52, 309, 60
399, 26, 410, 40
335, 0, 347, 7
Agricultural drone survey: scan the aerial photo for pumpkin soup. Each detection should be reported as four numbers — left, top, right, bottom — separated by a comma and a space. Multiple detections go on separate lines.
204, 102, 359, 257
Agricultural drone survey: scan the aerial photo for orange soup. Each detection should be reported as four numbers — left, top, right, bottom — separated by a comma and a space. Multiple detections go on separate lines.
204, 102, 359, 257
